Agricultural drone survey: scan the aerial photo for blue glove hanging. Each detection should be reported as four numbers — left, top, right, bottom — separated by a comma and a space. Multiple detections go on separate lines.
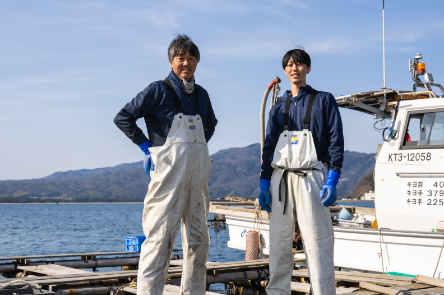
320, 170, 340, 207
138, 141, 155, 177
259, 179, 271, 212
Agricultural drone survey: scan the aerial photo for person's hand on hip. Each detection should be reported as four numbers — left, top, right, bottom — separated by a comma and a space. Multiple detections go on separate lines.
139, 141, 155, 177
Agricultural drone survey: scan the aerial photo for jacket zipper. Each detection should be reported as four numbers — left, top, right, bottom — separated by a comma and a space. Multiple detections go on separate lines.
187, 94, 192, 114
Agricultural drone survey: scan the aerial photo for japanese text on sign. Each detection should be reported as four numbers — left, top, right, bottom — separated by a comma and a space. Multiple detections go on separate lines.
403, 179, 444, 207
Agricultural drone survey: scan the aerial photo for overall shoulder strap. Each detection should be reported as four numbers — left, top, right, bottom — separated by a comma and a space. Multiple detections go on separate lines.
302, 89, 318, 130
193, 86, 200, 115
163, 78, 183, 113
283, 94, 292, 131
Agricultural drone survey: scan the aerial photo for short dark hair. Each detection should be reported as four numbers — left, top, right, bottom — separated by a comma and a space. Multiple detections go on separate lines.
168, 34, 200, 63
282, 49, 311, 69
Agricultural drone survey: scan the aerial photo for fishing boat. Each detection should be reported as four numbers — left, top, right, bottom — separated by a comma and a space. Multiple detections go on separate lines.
209, 52, 444, 278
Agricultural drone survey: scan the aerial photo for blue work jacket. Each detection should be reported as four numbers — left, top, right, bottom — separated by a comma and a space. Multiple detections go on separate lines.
260, 85, 344, 180
114, 70, 218, 147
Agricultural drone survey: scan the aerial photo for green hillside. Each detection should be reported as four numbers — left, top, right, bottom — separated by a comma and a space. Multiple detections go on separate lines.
0, 143, 375, 202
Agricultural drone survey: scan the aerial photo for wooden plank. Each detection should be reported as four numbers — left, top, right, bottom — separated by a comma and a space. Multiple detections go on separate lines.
0, 272, 138, 287
167, 259, 275, 274
210, 201, 254, 206
293, 270, 412, 283
340, 292, 380, 295
336, 272, 411, 283
416, 275, 444, 288
0, 251, 141, 261
3, 256, 273, 284
292, 270, 408, 286
0, 258, 265, 286
123, 285, 198, 295
334, 275, 408, 286
122, 286, 137, 294
168, 260, 183, 266
174, 258, 302, 274
0, 258, 274, 286
164, 285, 222, 295
169, 269, 268, 286
410, 286, 444, 294
209, 204, 269, 219
214, 205, 255, 213
17, 265, 91, 276
0, 270, 138, 284
336, 287, 360, 294
209, 205, 256, 218
290, 281, 310, 293
56, 286, 120, 295
290, 282, 359, 294
390, 284, 434, 291
360, 282, 400, 294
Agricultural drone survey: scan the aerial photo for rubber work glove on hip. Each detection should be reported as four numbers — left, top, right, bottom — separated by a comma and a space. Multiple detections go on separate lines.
320, 170, 341, 207
259, 179, 271, 212
139, 141, 155, 177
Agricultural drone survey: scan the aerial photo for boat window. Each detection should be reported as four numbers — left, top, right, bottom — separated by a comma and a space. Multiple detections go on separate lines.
429, 112, 444, 146
403, 111, 444, 148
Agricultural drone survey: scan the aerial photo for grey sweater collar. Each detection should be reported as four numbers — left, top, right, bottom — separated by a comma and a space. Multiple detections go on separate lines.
179, 75, 195, 95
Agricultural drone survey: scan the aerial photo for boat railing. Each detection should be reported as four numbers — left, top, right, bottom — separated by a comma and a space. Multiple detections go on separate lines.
413, 82, 444, 96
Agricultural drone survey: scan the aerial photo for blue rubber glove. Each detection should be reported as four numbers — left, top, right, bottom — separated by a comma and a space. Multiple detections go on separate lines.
138, 141, 154, 177
320, 170, 340, 207
259, 179, 271, 212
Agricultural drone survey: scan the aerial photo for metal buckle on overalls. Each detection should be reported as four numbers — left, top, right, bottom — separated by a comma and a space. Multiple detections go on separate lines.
278, 167, 319, 215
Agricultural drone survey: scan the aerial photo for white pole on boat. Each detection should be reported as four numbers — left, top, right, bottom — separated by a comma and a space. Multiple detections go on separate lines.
381, 0, 387, 114
382, 0, 386, 90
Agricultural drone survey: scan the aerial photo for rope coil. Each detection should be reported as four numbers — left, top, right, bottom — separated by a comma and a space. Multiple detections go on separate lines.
0, 280, 44, 293
114, 278, 137, 295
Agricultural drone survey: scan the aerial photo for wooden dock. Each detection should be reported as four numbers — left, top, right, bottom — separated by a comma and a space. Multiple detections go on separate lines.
1, 251, 444, 294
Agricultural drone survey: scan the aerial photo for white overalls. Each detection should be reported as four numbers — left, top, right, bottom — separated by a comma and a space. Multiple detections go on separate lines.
266, 90, 336, 295
137, 79, 211, 295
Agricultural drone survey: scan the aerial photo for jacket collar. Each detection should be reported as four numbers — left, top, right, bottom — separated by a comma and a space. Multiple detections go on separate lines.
281, 85, 312, 102
167, 70, 185, 91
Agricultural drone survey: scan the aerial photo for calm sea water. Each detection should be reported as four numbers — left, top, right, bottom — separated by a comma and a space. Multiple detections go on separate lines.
0, 203, 244, 293
0, 202, 374, 291
336, 201, 375, 208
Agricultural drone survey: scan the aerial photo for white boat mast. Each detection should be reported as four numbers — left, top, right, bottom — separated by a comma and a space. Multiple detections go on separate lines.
382, 0, 386, 90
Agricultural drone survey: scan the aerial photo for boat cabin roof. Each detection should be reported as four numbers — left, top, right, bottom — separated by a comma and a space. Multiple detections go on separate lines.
335, 88, 440, 117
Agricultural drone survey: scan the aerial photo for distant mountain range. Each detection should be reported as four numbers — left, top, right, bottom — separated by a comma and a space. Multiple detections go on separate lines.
0, 143, 375, 202
350, 171, 375, 199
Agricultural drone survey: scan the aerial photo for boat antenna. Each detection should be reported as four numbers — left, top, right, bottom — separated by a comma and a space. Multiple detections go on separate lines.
382, 0, 386, 90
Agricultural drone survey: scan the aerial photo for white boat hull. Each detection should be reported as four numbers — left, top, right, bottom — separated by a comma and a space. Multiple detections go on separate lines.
225, 215, 444, 278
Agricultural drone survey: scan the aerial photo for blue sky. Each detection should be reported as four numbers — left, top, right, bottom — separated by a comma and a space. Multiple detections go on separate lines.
1, 0, 444, 180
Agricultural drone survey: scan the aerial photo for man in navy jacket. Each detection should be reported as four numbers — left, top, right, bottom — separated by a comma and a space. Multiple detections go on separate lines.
114, 34, 217, 295
259, 49, 344, 294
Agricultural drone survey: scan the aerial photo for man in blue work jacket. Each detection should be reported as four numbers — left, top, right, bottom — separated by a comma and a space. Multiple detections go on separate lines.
114, 34, 217, 295
259, 49, 344, 294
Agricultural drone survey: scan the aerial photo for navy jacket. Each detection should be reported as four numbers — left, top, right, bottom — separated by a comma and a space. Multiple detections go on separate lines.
260, 85, 344, 180
114, 71, 218, 147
